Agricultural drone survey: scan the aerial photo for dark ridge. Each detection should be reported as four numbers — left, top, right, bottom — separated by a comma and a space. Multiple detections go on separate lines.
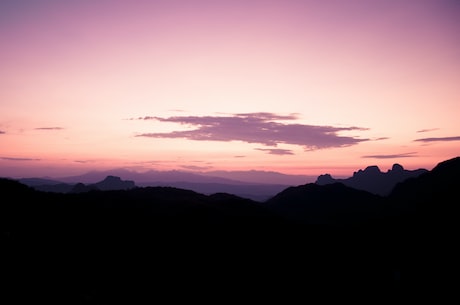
4, 156, 459, 303
266, 182, 384, 225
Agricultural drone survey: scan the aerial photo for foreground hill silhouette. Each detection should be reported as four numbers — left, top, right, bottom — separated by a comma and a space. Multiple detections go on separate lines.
266, 182, 384, 225
3, 156, 457, 303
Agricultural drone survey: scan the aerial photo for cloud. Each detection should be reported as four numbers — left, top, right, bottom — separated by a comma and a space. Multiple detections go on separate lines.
255, 148, 294, 155
373, 137, 389, 141
361, 152, 417, 159
416, 128, 439, 133
0, 130, 5, 134
35, 127, 64, 130
414, 136, 460, 142
136, 113, 369, 150
1, 157, 41, 161
74, 160, 93, 163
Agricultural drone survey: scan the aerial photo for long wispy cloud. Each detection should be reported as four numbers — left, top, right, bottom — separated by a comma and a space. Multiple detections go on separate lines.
74, 160, 94, 164
414, 136, 460, 142
0, 130, 5, 134
34, 127, 64, 130
255, 148, 294, 155
416, 128, 439, 133
135, 113, 369, 151
362, 152, 417, 159
1, 157, 41, 161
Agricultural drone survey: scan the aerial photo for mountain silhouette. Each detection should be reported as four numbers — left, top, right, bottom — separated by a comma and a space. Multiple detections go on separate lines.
69, 182, 99, 193
389, 156, 459, 203
57, 168, 315, 185
387, 156, 460, 291
92, 175, 135, 191
20, 171, 291, 201
4, 156, 459, 303
20, 175, 136, 194
316, 163, 428, 195
137, 180, 289, 201
266, 182, 384, 225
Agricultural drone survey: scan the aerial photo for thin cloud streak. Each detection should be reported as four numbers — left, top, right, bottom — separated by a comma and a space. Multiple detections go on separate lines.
255, 148, 294, 155
0, 130, 5, 134
35, 127, 64, 130
1, 157, 41, 161
416, 128, 439, 133
136, 113, 369, 150
362, 152, 417, 159
414, 136, 460, 142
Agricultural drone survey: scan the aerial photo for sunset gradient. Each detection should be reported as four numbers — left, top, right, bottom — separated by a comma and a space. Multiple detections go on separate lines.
1, 0, 459, 179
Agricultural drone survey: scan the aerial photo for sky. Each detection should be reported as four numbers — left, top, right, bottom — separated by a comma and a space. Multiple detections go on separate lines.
1, 0, 459, 179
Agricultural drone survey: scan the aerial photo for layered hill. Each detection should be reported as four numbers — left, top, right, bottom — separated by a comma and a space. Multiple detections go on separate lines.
19, 171, 292, 201
19, 175, 136, 194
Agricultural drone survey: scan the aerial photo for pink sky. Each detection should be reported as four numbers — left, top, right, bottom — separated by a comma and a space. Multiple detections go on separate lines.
1, 0, 459, 179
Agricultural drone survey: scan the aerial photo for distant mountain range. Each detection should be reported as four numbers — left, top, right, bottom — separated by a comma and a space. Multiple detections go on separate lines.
56, 168, 316, 185
17, 169, 312, 201
19, 175, 136, 194
16, 162, 427, 200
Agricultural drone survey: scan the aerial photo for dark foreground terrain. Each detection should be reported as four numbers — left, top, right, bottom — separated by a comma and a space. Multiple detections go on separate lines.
3, 157, 456, 303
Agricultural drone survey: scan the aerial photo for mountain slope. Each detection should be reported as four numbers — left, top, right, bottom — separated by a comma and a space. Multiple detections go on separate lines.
389, 156, 460, 204
388, 156, 460, 293
266, 182, 384, 225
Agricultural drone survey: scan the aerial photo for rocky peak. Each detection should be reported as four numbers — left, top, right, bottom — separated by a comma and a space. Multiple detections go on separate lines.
391, 163, 404, 172
95, 176, 136, 191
